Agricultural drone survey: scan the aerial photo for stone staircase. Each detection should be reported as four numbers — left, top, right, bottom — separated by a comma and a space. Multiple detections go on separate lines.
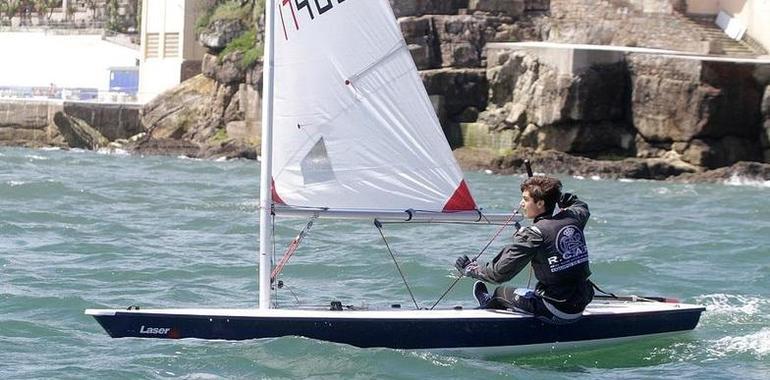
548, 0, 766, 58
675, 13, 764, 58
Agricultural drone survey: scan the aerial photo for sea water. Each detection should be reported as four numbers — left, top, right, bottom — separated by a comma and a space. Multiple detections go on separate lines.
1, 147, 768, 379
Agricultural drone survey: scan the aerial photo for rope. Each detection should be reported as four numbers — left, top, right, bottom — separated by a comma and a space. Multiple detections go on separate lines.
271, 213, 319, 283
271, 211, 277, 306
374, 219, 421, 310
429, 209, 520, 310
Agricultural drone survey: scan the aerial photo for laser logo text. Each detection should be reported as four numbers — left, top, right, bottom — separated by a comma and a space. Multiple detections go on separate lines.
139, 325, 171, 335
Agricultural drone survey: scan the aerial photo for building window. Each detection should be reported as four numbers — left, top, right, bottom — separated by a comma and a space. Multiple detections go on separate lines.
146, 33, 160, 58
164, 33, 180, 58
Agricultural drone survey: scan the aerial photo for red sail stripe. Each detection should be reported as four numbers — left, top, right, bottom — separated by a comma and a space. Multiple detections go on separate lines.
271, 178, 285, 205
442, 180, 477, 211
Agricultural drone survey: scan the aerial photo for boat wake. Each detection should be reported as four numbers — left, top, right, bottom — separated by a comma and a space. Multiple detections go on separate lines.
695, 293, 769, 318
707, 328, 770, 359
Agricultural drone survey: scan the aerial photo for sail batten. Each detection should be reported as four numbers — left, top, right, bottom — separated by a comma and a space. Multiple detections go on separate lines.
273, 0, 477, 213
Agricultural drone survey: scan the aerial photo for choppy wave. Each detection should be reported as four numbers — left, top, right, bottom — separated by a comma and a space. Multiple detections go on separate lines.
707, 328, 770, 359
695, 294, 769, 316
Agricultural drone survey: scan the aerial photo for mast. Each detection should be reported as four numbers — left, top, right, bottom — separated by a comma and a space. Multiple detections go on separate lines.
258, 0, 276, 310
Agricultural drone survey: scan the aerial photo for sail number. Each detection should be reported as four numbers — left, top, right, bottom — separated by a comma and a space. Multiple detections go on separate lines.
280, 0, 349, 40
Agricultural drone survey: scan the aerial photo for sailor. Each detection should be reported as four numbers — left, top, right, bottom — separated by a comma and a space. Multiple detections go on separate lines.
455, 176, 594, 323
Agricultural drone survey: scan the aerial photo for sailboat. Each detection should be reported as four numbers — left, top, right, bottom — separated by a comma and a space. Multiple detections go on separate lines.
86, 0, 704, 355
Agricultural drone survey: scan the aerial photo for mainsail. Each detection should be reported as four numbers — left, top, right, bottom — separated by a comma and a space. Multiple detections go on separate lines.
271, 0, 476, 213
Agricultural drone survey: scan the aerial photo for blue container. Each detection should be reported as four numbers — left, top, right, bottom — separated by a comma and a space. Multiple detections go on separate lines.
109, 67, 139, 96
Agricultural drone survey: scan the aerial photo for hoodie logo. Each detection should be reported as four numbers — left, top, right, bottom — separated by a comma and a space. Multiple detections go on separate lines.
551, 225, 588, 272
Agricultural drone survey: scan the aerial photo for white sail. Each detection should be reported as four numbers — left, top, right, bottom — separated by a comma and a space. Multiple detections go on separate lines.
272, 0, 476, 213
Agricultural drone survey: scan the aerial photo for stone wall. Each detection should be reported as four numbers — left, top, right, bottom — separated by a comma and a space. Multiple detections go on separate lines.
62, 103, 143, 141
0, 101, 62, 147
0, 100, 143, 149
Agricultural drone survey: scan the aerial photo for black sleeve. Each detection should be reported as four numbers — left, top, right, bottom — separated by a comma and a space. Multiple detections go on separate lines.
561, 194, 590, 228
473, 226, 544, 284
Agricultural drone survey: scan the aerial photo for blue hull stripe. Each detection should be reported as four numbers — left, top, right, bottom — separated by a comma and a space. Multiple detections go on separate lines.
92, 309, 703, 349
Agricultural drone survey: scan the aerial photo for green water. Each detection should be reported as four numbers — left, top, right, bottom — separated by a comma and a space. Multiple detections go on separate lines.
1, 147, 768, 379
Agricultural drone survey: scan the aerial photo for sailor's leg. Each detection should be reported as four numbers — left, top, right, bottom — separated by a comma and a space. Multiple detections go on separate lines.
489, 287, 555, 317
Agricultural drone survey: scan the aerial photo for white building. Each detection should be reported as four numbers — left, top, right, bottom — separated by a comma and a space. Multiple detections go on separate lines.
138, 0, 207, 103
0, 32, 139, 100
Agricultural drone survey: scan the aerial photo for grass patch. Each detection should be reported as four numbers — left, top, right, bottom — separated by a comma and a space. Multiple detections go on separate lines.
196, 0, 255, 34
219, 28, 263, 68
195, 8, 214, 34
211, 128, 229, 143
211, 1, 253, 22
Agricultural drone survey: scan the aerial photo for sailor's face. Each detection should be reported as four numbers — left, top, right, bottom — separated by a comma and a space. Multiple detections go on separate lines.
520, 190, 545, 219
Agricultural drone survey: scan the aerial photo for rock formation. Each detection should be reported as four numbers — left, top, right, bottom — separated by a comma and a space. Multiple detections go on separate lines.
4, 0, 768, 182
52, 112, 109, 150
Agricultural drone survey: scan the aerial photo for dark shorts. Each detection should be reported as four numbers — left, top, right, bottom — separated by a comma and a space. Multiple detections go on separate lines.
487, 286, 583, 324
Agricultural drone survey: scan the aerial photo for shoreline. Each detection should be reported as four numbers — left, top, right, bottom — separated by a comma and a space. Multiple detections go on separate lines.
3, 143, 768, 185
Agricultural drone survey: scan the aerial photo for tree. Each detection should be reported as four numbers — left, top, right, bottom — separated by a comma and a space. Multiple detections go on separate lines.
105, 0, 119, 30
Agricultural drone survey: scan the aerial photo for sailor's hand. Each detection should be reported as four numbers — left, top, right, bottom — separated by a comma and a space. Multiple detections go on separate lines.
558, 192, 577, 208
455, 255, 480, 277
455, 255, 471, 272
463, 261, 480, 278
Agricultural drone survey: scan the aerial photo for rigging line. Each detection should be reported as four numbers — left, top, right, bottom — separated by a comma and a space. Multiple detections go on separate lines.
271, 213, 319, 283
271, 211, 277, 307
276, 280, 302, 305
429, 209, 520, 310
374, 219, 421, 310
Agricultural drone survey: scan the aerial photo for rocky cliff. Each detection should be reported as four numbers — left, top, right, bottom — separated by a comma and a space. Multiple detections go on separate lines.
5, 0, 768, 182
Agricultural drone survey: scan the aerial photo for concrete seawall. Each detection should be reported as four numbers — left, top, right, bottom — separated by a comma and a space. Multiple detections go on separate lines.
0, 100, 143, 148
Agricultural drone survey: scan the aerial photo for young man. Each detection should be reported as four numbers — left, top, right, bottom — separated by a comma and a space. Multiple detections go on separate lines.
455, 176, 594, 323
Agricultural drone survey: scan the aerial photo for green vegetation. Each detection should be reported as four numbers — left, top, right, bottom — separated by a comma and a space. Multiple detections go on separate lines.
219, 28, 263, 68
196, 0, 258, 32
211, 128, 229, 143
211, 0, 253, 22
195, 0, 265, 68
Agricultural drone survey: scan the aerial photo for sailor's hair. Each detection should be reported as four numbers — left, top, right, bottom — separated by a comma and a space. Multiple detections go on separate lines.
521, 176, 562, 212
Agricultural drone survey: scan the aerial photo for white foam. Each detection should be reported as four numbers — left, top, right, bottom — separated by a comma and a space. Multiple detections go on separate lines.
573, 175, 585, 180
26, 155, 47, 161
724, 174, 770, 188
96, 148, 129, 156
39, 147, 61, 151
8, 181, 25, 187
694, 293, 768, 316
708, 328, 770, 359
177, 155, 202, 161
